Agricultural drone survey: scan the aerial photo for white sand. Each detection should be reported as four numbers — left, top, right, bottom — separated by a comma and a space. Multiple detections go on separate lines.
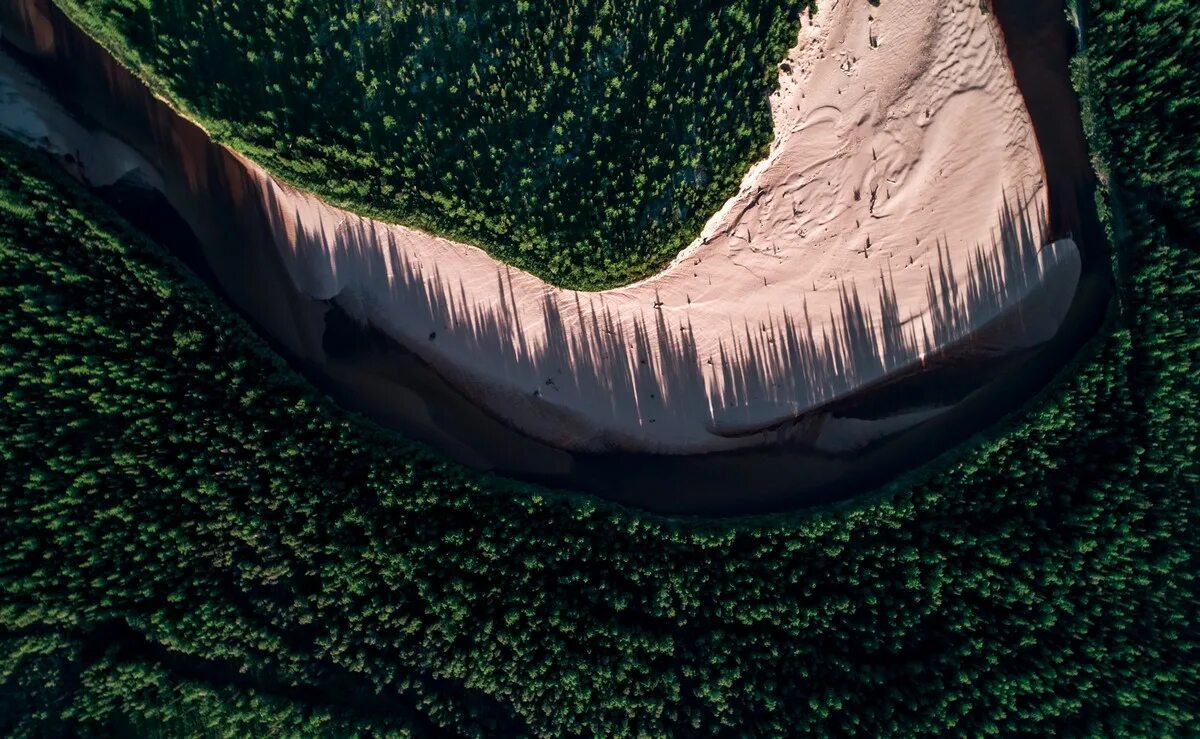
3, 0, 1082, 455
250, 0, 1080, 453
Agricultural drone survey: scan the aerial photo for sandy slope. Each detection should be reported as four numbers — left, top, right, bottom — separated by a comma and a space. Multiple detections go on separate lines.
250, 0, 1080, 453
0, 32, 158, 189
2, 0, 1080, 455
240, 0, 1077, 453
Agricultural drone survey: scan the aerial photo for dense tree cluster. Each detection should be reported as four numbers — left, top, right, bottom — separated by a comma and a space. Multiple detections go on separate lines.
1, 0, 1198, 735
57, 0, 813, 289
1070, 0, 1200, 232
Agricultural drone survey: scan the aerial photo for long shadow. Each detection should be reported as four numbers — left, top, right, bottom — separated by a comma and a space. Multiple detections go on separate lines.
0, 0, 1112, 515
264, 177, 1064, 448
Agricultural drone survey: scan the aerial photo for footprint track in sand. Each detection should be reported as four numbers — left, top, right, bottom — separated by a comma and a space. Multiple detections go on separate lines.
207, 0, 1082, 453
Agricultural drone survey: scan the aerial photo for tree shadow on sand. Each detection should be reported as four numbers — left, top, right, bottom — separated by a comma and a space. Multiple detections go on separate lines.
265, 187, 1067, 445
14, 0, 1069, 449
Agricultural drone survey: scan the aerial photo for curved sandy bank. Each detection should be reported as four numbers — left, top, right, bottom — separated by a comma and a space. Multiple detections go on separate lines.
2, 0, 1082, 456
242, 0, 1077, 453
0, 0, 1104, 512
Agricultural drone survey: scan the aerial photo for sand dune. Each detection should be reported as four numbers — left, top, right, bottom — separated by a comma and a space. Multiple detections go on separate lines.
247, 0, 1078, 453
0, 0, 1081, 455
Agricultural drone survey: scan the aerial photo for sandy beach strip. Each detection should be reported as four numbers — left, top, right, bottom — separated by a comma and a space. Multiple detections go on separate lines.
242, 0, 1076, 453
1, 0, 1081, 455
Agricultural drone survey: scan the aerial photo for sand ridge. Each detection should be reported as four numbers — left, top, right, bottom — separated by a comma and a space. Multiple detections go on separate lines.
232, 0, 1078, 452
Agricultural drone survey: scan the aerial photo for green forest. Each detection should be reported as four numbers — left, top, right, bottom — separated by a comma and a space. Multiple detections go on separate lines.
2, 0, 1198, 735
56, 0, 813, 289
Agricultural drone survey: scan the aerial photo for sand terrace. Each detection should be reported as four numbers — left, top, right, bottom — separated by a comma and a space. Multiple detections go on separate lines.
0, 0, 1082, 456
247, 0, 1078, 452
0, 0, 1102, 511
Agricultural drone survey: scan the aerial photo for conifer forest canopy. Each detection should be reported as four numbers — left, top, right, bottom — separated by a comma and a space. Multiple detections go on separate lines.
61, 0, 814, 288
1, 0, 1198, 736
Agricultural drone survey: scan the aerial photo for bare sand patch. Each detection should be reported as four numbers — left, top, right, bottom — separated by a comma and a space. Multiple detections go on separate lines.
248, 0, 1078, 453
1, 0, 1082, 456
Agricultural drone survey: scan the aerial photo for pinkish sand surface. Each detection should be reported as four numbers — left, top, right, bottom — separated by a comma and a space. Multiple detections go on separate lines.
2, 0, 1082, 456
249, 0, 1079, 453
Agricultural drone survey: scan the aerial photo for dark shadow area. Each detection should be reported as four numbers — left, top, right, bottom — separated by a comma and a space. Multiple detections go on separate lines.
990, 0, 1109, 266
1, 621, 524, 735
0, 0, 1112, 515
